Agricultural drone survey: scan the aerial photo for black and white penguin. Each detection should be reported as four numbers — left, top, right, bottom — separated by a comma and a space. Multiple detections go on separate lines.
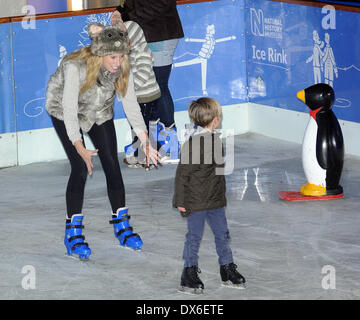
297, 83, 344, 196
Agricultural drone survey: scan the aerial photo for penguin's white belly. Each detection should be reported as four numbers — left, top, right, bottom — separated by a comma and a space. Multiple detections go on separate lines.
302, 117, 326, 187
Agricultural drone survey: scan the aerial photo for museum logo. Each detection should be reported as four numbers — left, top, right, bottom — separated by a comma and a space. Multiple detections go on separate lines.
250, 8, 283, 40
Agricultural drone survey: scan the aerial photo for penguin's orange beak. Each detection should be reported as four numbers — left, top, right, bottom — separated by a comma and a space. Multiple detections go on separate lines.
297, 89, 305, 103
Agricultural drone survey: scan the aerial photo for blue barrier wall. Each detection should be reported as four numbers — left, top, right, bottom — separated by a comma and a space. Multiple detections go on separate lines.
1, 0, 360, 134
9, 0, 247, 134
246, 0, 360, 122
0, 22, 15, 134
172, 0, 247, 111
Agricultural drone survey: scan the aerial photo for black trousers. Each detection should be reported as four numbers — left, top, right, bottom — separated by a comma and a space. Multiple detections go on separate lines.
51, 116, 125, 218
153, 65, 175, 127
130, 101, 157, 157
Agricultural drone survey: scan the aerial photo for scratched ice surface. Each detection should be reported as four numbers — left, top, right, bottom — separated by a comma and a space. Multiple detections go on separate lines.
1, 134, 360, 300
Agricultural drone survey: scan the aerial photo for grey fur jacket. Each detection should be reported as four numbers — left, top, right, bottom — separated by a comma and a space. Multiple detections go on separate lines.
46, 58, 146, 144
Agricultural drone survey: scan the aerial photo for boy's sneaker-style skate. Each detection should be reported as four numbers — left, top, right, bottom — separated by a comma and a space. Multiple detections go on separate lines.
220, 263, 246, 289
110, 207, 143, 251
179, 266, 204, 295
64, 214, 91, 261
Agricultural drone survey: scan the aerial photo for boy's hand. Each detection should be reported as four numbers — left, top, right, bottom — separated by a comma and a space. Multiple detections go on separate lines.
178, 207, 190, 217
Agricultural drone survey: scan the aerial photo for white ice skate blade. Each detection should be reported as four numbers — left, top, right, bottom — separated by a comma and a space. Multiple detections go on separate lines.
128, 164, 142, 169
160, 157, 179, 164
221, 281, 246, 289
117, 244, 142, 252
178, 286, 204, 295
64, 253, 90, 262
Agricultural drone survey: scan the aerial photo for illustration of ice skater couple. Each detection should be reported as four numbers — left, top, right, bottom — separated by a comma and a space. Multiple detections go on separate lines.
306, 30, 338, 87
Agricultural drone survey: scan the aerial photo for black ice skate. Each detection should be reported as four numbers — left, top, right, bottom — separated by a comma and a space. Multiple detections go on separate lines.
220, 263, 246, 289
179, 266, 204, 295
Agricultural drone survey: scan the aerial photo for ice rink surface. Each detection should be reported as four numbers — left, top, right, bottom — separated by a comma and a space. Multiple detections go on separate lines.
1, 133, 360, 300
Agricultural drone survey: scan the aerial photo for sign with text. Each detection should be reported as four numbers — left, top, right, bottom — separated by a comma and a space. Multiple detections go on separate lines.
246, 0, 360, 122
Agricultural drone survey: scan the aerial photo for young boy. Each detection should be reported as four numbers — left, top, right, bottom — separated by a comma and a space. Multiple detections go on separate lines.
173, 97, 246, 294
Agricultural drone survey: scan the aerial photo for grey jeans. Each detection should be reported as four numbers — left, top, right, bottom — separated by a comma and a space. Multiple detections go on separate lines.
148, 38, 179, 67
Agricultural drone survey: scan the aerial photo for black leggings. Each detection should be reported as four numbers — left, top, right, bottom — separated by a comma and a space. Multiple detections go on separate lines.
51, 116, 125, 218
131, 101, 157, 156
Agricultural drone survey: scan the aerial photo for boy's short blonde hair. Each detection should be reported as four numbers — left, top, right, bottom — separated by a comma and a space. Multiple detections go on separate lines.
188, 97, 222, 127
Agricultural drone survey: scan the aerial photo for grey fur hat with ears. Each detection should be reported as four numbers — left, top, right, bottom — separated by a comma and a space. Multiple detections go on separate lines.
88, 22, 130, 56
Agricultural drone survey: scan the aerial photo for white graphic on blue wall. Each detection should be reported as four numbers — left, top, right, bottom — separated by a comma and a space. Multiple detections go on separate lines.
78, 13, 112, 48
172, 24, 236, 96
306, 30, 338, 87
250, 8, 283, 40
58, 45, 67, 66
24, 97, 46, 118
305, 29, 360, 109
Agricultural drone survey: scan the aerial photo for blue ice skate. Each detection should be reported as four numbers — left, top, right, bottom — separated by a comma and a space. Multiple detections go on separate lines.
64, 214, 91, 261
110, 207, 143, 251
124, 139, 139, 157
123, 136, 142, 168
149, 118, 165, 147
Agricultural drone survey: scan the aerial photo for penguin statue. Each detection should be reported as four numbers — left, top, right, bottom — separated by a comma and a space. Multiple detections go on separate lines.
297, 83, 344, 197
279, 83, 344, 201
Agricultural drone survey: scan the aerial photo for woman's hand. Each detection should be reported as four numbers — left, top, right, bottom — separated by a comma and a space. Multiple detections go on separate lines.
74, 140, 98, 176
141, 140, 161, 167
137, 131, 161, 166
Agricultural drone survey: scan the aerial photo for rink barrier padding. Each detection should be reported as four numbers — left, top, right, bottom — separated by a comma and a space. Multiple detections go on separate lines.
1, 0, 246, 135
0, 0, 360, 167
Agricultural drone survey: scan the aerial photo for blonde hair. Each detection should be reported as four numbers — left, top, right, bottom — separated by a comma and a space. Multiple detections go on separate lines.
188, 97, 222, 127
115, 54, 130, 97
64, 46, 129, 97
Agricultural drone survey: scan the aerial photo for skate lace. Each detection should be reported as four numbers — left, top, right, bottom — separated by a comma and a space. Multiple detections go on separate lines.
190, 267, 202, 282
227, 263, 241, 277
229, 263, 238, 271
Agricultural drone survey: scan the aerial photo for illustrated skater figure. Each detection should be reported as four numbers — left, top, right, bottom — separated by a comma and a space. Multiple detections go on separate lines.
306, 30, 324, 84
322, 32, 338, 88
111, 7, 161, 169
173, 97, 246, 294
173, 24, 236, 96
46, 22, 160, 260
112, 0, 184, 159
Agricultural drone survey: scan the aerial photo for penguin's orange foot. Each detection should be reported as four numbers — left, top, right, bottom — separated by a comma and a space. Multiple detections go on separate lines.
300, 183, 326, 196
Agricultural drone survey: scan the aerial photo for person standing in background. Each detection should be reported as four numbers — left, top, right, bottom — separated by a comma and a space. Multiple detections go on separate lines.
112, 0, 184, 160
112, 10, 162, 169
